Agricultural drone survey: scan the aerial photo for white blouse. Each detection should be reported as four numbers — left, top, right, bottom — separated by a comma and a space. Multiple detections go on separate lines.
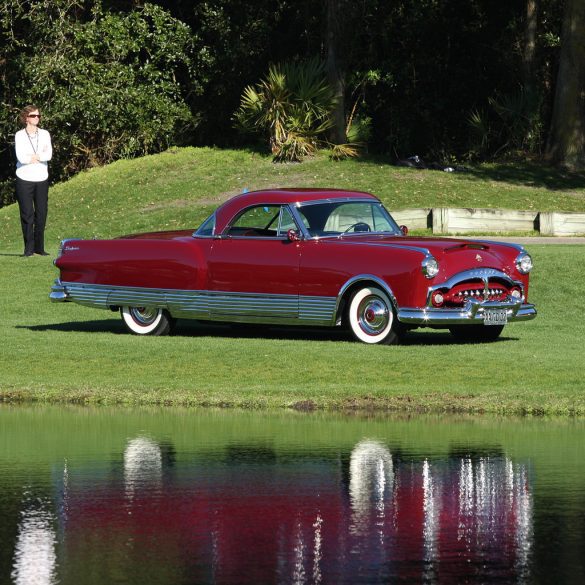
15, 128, 53, 182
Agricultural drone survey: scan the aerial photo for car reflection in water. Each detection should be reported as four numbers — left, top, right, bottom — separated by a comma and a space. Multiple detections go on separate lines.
11, 498, 58, 585
347, 440, 533, 582
26, 437, 533, 584
124, 437, 164, 500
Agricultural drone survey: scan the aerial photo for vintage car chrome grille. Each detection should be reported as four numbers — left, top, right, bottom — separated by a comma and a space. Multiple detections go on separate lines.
443, 281, 510, 306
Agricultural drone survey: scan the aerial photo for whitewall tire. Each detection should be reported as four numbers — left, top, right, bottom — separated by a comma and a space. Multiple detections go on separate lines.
120, 307, 175, 336
347, 286, 399, 345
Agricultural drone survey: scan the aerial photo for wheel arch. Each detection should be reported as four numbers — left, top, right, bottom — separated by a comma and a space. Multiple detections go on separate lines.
335, 275, 399, 325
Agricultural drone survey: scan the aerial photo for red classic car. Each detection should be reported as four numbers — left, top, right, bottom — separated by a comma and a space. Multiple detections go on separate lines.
50, 188, 536, 344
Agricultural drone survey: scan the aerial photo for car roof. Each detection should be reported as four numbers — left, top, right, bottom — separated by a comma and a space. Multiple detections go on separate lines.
214, 188, 379, 232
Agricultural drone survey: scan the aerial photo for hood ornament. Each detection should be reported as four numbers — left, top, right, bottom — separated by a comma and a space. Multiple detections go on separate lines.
476, 254, 483, 262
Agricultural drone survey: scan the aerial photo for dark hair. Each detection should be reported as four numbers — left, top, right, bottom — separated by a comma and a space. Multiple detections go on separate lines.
19, 105, 41, 126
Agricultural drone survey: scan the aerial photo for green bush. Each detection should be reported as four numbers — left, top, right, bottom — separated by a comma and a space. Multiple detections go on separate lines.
234, 58, 354, 162
0, 0, 196, 187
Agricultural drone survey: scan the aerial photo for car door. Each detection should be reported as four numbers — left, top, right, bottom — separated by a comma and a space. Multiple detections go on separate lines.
207, 204, 301, 320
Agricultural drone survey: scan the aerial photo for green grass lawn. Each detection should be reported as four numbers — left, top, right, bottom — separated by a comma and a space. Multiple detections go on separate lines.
1, 148, 584, 413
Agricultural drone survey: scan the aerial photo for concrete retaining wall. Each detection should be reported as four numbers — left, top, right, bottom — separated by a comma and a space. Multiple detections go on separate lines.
390, 208, 431, 230
539, 212, 585, 236
389, 208, 585, 236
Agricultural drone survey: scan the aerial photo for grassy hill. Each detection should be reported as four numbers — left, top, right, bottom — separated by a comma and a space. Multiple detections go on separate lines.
2, 146, 585, 252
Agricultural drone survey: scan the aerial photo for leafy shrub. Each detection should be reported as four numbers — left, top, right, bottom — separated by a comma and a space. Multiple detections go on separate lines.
0, 0, 196, 188
235, 58, 356, 162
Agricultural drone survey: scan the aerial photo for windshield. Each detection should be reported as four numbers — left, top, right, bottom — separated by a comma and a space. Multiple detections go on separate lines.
296, 201, 401, 237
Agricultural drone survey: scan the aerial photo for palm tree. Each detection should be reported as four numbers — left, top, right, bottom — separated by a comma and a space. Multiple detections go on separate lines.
235, 58, 342, 162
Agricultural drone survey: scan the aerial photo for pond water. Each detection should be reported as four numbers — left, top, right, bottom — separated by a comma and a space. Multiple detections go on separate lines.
1, 407, 584, 585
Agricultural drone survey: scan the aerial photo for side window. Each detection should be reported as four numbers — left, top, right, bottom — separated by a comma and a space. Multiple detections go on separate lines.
277, 206, 298, 236
227, 205, 281, 237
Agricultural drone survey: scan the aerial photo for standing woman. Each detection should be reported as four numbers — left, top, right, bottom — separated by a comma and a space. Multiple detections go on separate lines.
15, 105, 53, 256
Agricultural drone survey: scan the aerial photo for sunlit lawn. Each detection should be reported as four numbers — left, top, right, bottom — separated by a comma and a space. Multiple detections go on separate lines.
1, 147, 584, 414
0, 245, 583, 414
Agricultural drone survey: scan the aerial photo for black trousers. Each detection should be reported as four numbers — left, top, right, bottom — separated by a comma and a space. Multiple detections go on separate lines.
15, 177, 49, 255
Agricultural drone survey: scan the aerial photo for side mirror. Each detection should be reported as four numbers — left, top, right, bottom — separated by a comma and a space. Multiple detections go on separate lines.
400, 225, 409, 236
287, 229, 301, 242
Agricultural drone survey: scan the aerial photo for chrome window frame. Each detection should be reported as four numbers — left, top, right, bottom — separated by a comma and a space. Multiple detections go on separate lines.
219, 203, 303, 240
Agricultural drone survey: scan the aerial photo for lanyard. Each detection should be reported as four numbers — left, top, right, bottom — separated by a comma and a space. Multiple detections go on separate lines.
27, 132, 39, 154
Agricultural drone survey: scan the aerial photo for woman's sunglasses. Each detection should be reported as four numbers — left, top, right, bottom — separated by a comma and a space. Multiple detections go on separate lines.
27, 114, 41, 118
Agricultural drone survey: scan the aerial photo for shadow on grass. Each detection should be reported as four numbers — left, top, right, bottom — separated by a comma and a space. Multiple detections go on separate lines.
19, 319, 518, 346
462, 163, 585, 192
350, 154, 585, 192
17, 320, 126, 334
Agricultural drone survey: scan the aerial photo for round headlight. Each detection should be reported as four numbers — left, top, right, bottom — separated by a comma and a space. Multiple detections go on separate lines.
516, 252, 533, 274
422, 256, 439, 279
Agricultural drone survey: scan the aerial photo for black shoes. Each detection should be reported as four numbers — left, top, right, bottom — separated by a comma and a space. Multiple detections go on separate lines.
22, 251, 49, 257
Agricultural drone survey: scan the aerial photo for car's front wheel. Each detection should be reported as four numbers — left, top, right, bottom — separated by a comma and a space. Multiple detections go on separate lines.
120, 307, 175, 336
347, 286, 399, 345
448, 324, 504, 342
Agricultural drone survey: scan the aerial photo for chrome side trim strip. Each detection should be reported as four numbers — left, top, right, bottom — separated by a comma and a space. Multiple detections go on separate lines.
208, 292, 297, 318
50, 282, 337, 326
166, 290, 210, 317
299, 296, 338, 323
332, 240, 431, 257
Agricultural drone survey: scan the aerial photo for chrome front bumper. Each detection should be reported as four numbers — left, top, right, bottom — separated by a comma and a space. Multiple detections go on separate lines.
397, 298, 536, 326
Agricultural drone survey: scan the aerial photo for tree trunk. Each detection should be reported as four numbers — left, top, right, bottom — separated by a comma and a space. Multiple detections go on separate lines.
521, 0, 539, 149
545, 0, 585, 169
522, 0, 538, 90
326, 0, 346, 144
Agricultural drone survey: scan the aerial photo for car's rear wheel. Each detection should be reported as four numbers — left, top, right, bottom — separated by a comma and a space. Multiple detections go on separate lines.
120, 306, 175, 336
448, 324, 504, 342
347, 286, 399, 345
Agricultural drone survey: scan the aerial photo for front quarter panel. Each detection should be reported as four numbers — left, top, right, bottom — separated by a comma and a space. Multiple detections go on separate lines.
299, 240, 429, 307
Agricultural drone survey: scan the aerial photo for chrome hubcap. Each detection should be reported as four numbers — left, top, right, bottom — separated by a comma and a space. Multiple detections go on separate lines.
358, 296, 389, 335
130, 307, 159, 326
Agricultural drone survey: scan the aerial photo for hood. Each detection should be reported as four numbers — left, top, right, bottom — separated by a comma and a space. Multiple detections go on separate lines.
336, 235, 523, 255
326, 234, 522, 270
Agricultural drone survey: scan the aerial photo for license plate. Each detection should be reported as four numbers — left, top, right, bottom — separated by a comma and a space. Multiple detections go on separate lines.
483, 309, 508, 326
